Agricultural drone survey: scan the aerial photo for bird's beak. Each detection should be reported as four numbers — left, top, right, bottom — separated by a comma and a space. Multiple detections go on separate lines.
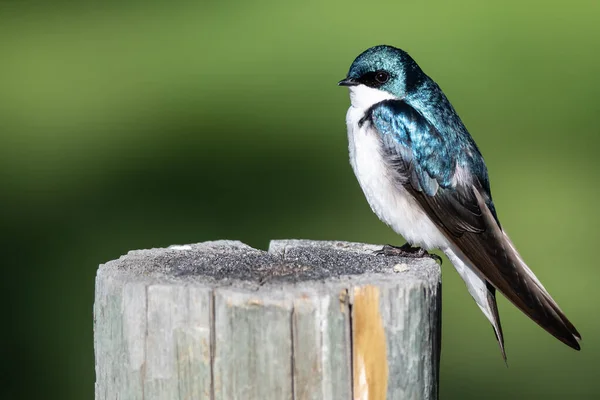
338, 77, 359, 87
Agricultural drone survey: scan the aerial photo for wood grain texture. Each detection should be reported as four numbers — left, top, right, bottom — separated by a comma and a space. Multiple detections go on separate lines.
291, 287, 352, 400
213, 288, 294, 400
352, 285, 388, 400
94, 239, 441, 400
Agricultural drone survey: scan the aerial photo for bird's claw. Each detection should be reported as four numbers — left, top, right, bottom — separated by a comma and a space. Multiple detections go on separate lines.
373, 244, 442, 264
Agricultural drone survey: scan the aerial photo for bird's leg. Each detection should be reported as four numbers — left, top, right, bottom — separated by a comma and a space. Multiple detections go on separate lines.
374, 243, 442, 264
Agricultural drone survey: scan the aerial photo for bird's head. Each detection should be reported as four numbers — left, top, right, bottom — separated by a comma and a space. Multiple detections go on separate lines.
338, 45, 424, 108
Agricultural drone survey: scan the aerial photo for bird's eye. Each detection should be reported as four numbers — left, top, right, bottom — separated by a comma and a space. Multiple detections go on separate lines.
375, 71, 390, 84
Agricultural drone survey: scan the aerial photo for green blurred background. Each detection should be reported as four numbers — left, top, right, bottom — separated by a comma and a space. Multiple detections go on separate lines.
1, 0, 598, 399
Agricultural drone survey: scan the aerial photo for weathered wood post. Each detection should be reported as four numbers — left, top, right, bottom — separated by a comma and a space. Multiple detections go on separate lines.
94, 240, 441, 400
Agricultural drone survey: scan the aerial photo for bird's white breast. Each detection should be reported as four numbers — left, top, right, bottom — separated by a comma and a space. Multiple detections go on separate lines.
346, 85, 447, 250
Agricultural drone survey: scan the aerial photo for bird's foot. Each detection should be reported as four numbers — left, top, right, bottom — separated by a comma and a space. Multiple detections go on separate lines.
374, 243, 442, 264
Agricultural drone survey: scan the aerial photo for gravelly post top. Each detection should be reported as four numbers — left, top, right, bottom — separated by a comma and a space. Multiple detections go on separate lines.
94, 239, 442, 400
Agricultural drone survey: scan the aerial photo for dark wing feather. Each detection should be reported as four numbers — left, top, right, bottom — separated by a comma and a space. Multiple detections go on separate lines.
368, 99, 581, 349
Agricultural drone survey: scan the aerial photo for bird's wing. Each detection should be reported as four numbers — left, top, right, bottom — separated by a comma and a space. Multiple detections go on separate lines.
366, 99, 581, 350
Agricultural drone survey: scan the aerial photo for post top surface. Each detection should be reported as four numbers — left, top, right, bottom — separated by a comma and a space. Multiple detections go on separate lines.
98, 239, 440, 288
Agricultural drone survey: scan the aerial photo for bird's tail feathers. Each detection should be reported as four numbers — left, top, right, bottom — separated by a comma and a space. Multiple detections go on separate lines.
445, 249, 507, 361
501, 231, 581, 345
502, 231, 581, 342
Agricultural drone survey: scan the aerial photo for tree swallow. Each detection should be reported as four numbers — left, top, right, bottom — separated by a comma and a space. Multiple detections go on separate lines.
339, 45, 580, 360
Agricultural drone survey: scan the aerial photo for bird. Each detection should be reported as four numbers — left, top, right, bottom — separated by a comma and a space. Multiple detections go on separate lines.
338, 45, 580, 360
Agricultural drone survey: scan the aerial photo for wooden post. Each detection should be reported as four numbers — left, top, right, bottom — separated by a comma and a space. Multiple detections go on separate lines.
94, 240, 441, 400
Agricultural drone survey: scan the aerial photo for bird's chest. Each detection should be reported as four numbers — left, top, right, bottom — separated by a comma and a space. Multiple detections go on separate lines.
345, 106, 445, 249
346, 107, 395, 218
